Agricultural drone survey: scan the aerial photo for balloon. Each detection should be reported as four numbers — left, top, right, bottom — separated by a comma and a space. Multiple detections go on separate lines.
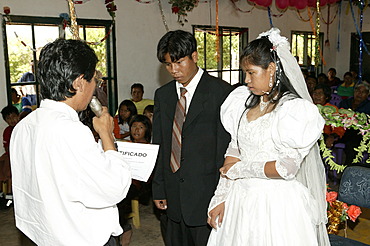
276, 0, 289, 9
295, 0, 308, 9
328, 0, 337, 4
307, 0, 316, 7
255, 0, 271, 7
263, 0, 272, 7
320, 0, 328, 6
289, 0, 296, 7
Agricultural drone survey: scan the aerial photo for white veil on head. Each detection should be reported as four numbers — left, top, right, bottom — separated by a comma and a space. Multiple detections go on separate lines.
257, 28, 330, 245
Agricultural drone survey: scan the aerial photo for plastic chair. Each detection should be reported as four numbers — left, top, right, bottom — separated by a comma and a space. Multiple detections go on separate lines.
329, 166, 370, 246
330, 93, 343, 107
127, 198, 140, 228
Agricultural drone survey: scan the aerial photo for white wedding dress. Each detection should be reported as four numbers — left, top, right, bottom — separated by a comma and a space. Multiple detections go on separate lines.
207, 86, 328, 246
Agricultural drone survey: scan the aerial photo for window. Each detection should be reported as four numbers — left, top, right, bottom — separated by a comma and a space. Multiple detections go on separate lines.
193, 26, 248, 85
291, 31, 324, 75
2, 15, 118, 115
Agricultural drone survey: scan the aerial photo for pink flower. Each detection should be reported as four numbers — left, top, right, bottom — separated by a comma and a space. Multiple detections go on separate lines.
326, 191, 338, 205
347, 205, 362, 222
342, 203, 348, 210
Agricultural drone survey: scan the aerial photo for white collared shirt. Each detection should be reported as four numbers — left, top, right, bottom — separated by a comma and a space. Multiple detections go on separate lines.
175, 67, 204, 113
10, 99, 132, 246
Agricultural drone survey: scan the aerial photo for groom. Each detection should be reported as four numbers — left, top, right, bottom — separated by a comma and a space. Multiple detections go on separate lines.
152, 30, 232, 245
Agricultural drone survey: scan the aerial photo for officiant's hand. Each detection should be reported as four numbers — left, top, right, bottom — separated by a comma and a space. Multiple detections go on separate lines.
207, 202, 225, 229
154, 199, 167, 210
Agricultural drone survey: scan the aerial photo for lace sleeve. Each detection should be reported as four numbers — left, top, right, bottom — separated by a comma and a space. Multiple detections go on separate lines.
208, 176, 233, 216
275, 148, 303, 180
224, 137, 241, 159
224, 159, 268, 180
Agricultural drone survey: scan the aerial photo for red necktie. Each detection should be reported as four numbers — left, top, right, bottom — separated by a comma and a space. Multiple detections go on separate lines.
170, 87, 187, 173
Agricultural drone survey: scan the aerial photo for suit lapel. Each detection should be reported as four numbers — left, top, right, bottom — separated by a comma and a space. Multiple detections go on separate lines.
183, 73, 209, 131
162, 81, 178, 121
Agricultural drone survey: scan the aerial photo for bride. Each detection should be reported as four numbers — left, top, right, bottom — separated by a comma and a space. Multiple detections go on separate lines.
207, 28, 330, 246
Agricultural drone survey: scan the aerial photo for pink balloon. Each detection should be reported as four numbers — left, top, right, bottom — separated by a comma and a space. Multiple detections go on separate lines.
320, 0, 327, 6
289, 0, 296, 7
328, 0, 337, 4
307, 0, 316, 7
276, 0, 289, 9
263, 0, 272, 7
295, 0, 308, 9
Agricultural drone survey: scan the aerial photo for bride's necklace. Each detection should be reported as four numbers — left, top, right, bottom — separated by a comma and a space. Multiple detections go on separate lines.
259, 96, 270, 112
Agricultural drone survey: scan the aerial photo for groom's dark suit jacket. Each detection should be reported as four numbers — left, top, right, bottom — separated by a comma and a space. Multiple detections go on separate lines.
152, 71, 232, 226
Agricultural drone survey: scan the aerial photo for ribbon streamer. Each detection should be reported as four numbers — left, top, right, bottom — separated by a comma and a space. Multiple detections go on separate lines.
268, 7, 274, 27
216, 0, 220, 63
157, 0, 169, 32
67, 0, 79, 40
336, 0, 342, 51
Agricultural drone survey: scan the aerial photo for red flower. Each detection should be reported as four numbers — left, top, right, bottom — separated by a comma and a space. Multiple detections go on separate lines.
347, 205, 362, 222
172, 6, 180, 14
105, 0, 114, 4
342, 203, 348, 210
106, 3, 117, 12
326, 191, 338, 205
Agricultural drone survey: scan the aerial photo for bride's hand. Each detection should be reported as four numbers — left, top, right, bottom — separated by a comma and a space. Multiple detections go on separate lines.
219, 162, 237, 177
207, 202, 225, 229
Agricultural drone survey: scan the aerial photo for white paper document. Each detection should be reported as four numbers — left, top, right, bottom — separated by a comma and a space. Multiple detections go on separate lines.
116, 141, 159, 182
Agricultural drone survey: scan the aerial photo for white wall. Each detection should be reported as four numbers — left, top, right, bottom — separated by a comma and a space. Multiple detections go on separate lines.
0, 0, 368, 145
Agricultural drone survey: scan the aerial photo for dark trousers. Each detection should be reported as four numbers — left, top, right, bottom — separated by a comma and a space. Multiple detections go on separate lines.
103, 236, 117, 246
165, 217, 211, 246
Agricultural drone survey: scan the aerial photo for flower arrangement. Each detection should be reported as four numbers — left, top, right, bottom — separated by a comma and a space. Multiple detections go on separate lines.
317, 105, 370, 172
105, 0, 117, 19
169, 0, 199, 26
326, 188, 362, 234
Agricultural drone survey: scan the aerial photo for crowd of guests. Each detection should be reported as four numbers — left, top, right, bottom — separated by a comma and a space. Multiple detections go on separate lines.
304, 67, 370, 169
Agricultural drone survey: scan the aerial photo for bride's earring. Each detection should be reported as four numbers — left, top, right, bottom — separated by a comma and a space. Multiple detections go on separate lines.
269, 74, 273, 88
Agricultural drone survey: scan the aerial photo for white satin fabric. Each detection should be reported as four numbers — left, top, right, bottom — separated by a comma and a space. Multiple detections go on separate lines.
207, 86, 330, 246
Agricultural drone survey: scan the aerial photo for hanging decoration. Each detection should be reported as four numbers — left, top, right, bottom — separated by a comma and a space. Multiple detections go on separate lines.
73, 0, 91, 4
158, 0, 170, 32
349, 0, 369, 83
336, 0, 342, 51
216, 0, 220, 63
135, 0, 156, 3
105, 0, 118, 19
267, 7, 274, 27
249, 0, 340, 9
67, 0, 79, 40
315, 0, 320, 67
307, 7, 326, 66
14, 32, 37, 52
195, 28, 248, 37
169, 0, 199, 26
3, 6, 10, 15
297, 9, 315, 22
230, 0, 255, 13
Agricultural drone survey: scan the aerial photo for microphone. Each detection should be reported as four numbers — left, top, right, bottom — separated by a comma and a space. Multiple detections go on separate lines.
89, 96, 118, 149
89, 96, 103, 117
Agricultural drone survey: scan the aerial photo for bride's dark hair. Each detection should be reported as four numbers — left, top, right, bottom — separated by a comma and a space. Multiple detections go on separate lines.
241, 36, 300, 110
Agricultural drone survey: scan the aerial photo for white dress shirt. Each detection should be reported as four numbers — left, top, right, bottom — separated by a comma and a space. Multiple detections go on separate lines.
175, 67, 204, 113
10, 99, 132, 246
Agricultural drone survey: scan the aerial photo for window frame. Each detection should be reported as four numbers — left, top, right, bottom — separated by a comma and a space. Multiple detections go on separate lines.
291, 30, 324, 75
192, 25, 248, 85
2, 15, 118, 115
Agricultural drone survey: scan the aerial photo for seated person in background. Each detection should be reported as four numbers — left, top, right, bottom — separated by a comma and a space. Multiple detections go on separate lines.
118, 114, 152, 246
337, 72, 355, 99
17, 60, 37, 108
317, 73, 330, 86
114, 100, 137, 140
338, 82, 370, 166
130, 83, 154, 114
0, 105, 19, 197
11, 88, 32, 120
143, 104, 154, 124
312, 83, 345, 148
327, 68, 342, 87
305, 75, 317, 99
